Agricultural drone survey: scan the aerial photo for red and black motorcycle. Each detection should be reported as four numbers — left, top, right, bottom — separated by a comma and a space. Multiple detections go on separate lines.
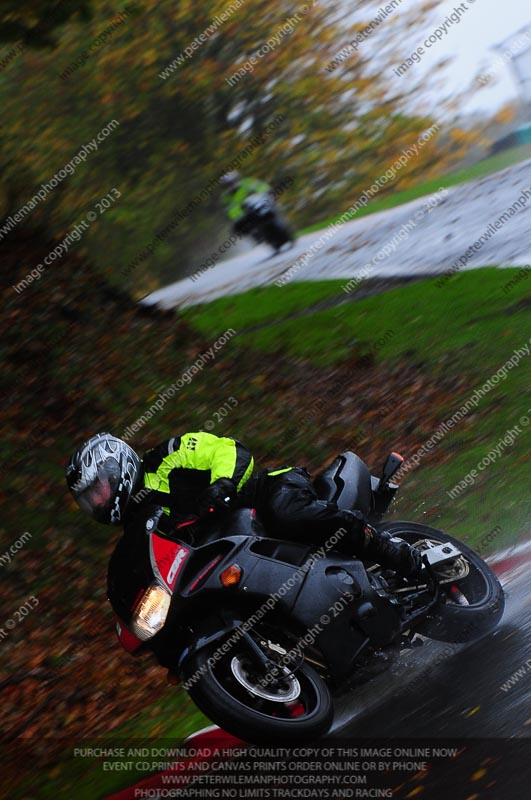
108, 451, 504, 744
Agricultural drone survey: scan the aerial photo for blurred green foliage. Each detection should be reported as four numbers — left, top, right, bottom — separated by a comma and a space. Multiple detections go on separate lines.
0, 0, 473, 293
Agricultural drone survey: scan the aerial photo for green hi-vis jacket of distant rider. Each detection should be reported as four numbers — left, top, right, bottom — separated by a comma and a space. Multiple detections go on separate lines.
221, 177, 271, 221
141, 432, 254, 518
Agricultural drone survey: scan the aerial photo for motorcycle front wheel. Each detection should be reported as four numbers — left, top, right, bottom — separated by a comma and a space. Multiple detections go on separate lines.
182, 628, 333, 744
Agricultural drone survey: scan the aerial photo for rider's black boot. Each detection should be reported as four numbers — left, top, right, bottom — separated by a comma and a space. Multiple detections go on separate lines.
363, 529, 424, 578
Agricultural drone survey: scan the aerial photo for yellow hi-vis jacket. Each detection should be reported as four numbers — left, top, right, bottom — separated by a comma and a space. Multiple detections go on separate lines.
142, 432, 254, 517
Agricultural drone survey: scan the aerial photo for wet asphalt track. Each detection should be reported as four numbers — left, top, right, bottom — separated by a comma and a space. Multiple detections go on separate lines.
332, 549, 531, 739
327, 548, 531, 798
144, 157, 531, 310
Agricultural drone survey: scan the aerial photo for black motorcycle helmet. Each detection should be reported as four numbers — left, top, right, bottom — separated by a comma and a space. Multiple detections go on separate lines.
66, 433, 141, 525
220, 171, 241, 193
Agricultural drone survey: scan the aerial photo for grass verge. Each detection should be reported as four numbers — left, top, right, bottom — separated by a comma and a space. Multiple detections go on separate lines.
183, 267, 531, 553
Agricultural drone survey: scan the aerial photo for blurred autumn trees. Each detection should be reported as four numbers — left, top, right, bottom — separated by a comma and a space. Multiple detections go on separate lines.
0, 0, 92, 47
0, 0, 478, 291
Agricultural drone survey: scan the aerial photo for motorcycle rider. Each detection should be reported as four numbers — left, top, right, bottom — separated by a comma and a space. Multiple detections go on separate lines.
66, 432, 423, 577
220, 171, 273, 236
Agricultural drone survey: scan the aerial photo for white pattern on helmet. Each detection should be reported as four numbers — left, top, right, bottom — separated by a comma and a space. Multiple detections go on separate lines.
71, 436, 131, 495
110, 490, 122, 523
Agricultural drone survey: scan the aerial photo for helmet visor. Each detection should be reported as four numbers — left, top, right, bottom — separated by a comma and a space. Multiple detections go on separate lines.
76, 460, 121, 521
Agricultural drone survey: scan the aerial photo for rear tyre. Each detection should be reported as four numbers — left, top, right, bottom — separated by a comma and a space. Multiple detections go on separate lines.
379, 521, 505, 643
182, 630, 334, 745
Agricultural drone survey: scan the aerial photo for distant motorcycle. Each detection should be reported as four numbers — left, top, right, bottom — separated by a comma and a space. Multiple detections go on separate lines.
108, 450, 504, 744
237, 192, 294, 253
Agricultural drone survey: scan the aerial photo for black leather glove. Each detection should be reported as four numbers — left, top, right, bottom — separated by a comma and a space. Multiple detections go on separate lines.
198, 478, 237, 517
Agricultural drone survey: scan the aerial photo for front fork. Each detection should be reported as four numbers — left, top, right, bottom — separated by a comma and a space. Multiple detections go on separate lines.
240, 630, 281, 675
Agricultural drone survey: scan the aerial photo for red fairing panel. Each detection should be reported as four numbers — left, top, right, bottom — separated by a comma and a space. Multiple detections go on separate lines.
149, 533, 190, 592
115, 618, 143, 653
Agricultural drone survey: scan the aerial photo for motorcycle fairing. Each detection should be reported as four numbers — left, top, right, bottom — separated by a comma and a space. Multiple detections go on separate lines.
176, 534, 401, 684
115, 617, 143, 653
287, 554, 401, 682
177, 609, 246, 671
149, 532, 190, 592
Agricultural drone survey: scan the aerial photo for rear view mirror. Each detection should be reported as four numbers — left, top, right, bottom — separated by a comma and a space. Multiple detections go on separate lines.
378, 451, 404, 489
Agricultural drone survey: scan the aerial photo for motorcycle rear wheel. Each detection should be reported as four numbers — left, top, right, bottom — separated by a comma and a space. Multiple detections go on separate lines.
379, 521, 505, 643
263, 215, 294, 251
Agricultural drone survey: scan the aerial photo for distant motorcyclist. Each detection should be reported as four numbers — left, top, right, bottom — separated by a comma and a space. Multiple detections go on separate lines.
220, 171, 272, 236
66, 432, 423, 577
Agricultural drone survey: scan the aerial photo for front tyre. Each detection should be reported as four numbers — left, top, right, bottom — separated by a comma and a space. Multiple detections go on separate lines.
182, 633, 333, 745
263, 214, 294, 251
379, 521, 505, 643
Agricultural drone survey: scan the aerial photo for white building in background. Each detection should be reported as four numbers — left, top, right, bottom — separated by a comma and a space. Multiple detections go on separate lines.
492, 26, 531, 116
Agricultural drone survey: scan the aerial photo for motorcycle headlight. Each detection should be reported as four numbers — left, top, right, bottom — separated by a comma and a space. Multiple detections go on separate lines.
130, 582, 171, 641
